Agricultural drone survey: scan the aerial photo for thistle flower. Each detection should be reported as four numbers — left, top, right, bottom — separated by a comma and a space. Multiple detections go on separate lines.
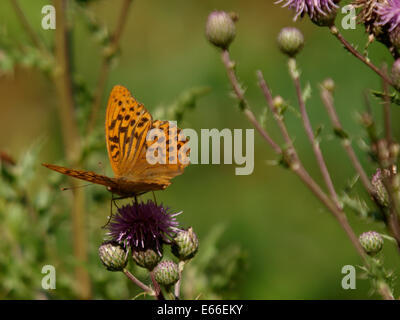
275, 0, 340, 23
376, 0, 400, 32
107, 200, 182, 255
376, 0, 400, 47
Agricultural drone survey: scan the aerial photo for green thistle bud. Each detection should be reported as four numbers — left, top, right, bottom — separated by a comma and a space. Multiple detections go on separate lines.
391, 58, 400, 89
359, 231, 384, 255
153, 260, 179, 287
171, 227, 199, 261
277, 27, 304, 57
98, 240, 128, 272
206, 11, 236, 50
132, 247, 162, 271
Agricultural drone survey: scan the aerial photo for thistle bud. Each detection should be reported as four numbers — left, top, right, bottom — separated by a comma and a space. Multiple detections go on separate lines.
392, 58, 400, 89
206, 11, 236, 50
371, 168, 390, 207
98, 241, 128, 272
322, 78, 335, 93
171, 227, 199, 261
132, 247, 162, 271
153, 260, 179, 287
359, 231, 384, 255
277, 27, 304, 57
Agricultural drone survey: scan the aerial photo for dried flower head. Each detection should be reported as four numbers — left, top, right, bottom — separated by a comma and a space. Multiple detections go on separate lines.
107, 200, 181, 255
275, 0, 339, 21
352, 0, 385, 25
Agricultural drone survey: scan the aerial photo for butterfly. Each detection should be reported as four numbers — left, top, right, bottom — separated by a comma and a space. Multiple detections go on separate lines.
42, 85, 190, 198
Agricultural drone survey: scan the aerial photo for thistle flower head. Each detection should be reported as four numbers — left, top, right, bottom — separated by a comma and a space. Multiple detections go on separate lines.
275, 0, 340, 21
153, 260, 180, 287
107, 200, 182, 255
376, 0, 400, 31
277, 27, 304, 57
206, 11, 236, 49
359, 231, 384, 255
98, 240, 128, 272
171, 227, 199, 261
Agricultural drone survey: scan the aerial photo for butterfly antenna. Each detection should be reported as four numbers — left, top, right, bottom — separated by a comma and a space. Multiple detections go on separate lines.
61, 184, 92, 191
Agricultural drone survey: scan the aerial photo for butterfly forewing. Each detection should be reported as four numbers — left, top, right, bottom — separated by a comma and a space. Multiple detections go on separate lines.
105, 85, 153, 178
42, 163, 119, 189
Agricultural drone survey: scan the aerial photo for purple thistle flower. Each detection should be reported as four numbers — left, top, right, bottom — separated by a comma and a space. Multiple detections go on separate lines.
107, 200, 182, 255
275, 0, 339, 20
376, 0, 400, 31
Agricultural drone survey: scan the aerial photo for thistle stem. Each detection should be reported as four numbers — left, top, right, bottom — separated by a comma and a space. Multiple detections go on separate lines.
53, 0, 90, 299
123, 269, 154, 295
150, 271, 165, 300
221, 50, 281, 154
289, 58, 341, 210
330, 26, 395, 88
87, 0, 133, 134
320, 85, 375, 196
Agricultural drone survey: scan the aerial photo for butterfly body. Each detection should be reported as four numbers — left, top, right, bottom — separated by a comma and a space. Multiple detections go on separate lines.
42, 85, 189, 197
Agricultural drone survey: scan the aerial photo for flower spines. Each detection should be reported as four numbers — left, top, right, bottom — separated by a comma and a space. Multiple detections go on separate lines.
276, 0, 339, 21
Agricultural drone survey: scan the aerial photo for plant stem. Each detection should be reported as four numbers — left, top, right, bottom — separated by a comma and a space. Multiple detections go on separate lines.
320, 85, 375, 195
174, 261, 185, 299
289, 58, 341, 209
86, 0, 133, 134
150, 271, 165, 300
10, 0, 47, 53
221, 50, 281, 154
330, 26, 395, 88
229, 61, 368, 263
377, 282, 395, 300
381, 66, 393, 144
53, 0, 91, 299
123, 269, 154, 295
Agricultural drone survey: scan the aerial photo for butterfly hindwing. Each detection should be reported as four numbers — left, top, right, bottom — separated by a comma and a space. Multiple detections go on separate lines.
127, 120, 190, 184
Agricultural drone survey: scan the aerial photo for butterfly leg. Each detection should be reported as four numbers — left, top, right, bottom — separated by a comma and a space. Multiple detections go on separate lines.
102, 194, 124, 229
152, 191, 158, 206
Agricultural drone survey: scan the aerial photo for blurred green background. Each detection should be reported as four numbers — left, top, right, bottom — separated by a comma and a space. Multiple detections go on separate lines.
0, 0, 399, 299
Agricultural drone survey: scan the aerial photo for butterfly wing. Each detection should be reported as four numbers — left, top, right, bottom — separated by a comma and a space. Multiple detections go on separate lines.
126, 120, 190, 185
42, 163, 118, 189
105, 85, 152, 178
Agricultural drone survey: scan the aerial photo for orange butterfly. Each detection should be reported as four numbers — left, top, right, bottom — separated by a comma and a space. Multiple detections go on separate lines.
42, 85, 190, 197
